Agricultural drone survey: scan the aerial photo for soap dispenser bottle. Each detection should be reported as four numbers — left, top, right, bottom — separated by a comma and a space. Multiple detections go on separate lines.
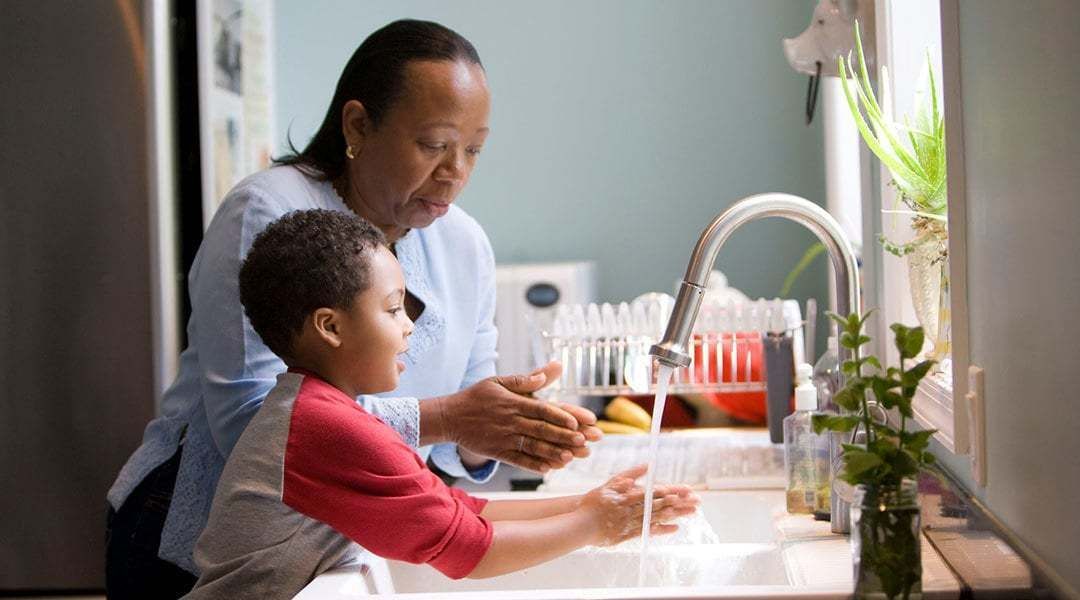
784, 363, 828, 514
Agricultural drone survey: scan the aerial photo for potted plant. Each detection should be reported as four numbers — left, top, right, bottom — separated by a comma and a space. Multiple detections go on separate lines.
839, 23, 949, 362
813, 311, 937, 599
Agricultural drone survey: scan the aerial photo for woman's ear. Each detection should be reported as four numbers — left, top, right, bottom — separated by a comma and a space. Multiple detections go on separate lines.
312, 307, 344, 348
341, 100, 370, 156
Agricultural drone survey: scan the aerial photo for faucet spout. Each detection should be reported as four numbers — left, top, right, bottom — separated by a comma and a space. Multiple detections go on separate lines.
649, 193, 860, 372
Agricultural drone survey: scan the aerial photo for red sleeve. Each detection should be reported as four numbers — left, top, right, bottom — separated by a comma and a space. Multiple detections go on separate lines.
281, 382, 492, 579
448, 485, 488, 514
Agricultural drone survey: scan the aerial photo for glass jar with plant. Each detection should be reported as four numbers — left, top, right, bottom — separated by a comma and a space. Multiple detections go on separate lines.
840, 23, 949, 363
812, 311, 938, 600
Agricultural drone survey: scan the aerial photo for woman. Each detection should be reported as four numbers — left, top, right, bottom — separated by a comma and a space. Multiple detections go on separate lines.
105, 19, 600, 599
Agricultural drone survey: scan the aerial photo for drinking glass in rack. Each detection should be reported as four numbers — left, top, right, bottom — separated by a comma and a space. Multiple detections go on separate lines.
540, 330, 768, 396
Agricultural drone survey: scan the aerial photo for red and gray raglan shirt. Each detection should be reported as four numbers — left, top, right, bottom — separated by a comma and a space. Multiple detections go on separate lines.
185, 371, 493, 599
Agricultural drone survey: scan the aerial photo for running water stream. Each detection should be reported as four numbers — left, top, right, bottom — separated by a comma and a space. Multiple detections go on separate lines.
637, 363, 674, 587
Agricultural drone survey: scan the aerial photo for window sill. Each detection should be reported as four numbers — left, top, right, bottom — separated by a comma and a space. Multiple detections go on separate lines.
912, 369, 967, 454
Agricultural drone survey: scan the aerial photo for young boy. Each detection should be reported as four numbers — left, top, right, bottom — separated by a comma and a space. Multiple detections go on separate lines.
184, 209, 697, 598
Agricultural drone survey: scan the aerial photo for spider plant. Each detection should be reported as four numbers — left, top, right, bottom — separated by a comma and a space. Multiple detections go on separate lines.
840, 21, 947, 256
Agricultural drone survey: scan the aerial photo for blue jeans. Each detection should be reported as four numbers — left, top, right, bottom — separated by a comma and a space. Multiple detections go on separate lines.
105, 446, 197, 599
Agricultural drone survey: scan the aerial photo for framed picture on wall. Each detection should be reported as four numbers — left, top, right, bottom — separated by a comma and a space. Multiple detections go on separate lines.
196, 0, 275, 226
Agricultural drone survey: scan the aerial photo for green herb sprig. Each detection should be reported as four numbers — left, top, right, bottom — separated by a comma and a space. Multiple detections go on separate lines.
813, 312, 937, 599
811, 311, 937, 488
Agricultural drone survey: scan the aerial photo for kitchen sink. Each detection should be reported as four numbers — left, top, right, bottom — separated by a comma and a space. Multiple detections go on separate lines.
296, 489, 800, 598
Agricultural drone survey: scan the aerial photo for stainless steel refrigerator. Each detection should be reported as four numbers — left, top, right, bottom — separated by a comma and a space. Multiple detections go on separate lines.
1, 0, 189, 591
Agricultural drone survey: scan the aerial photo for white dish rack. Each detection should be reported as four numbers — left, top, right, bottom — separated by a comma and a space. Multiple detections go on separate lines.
535, 296, 805, 397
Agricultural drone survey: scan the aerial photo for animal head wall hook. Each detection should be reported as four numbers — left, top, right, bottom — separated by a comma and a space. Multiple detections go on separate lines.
783, 0, 876, 124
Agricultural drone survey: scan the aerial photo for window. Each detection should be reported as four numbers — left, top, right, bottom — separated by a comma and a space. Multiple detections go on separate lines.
870, 0, 970, 454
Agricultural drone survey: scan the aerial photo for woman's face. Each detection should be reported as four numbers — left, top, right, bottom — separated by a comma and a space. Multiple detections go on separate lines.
341, 60, 491, 240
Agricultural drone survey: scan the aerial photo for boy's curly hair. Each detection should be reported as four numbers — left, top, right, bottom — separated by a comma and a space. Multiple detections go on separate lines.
239, 209, 387, 359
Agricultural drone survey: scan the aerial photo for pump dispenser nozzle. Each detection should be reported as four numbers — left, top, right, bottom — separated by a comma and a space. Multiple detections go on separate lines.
794, 363, 816, 411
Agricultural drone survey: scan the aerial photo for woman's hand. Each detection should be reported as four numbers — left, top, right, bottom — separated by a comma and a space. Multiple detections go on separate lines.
423, 362, 603, 473
577, 464, 699, 547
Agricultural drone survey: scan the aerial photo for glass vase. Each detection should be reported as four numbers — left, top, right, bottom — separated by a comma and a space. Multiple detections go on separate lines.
905, 226, 949, 362
905, 241, 942, 346
850, 479, 922, 600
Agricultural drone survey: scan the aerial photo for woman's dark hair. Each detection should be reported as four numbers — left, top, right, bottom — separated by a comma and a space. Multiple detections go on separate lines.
239, 209, 387, 360
275, 19, 483, 180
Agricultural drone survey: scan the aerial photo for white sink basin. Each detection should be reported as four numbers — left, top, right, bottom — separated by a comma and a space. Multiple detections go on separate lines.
296, 489, 801, 598
385, 490, 789, 594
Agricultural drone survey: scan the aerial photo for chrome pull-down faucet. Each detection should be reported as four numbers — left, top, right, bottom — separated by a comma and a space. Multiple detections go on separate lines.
648, 192, 861, 532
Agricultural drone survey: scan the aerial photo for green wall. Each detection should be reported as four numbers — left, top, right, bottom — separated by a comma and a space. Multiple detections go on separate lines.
275, 0, 827, 313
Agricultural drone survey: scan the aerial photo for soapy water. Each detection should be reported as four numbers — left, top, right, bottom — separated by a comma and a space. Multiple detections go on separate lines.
637, 364, 674, 587
588, 507, 730, 588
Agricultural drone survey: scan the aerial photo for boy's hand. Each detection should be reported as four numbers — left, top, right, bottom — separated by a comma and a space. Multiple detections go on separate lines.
426, 362, 602, 473
578, 464, 699, 547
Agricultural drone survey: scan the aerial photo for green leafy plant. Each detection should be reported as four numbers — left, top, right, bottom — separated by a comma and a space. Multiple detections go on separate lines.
812, 311, 937, 485
840, 21, 947, 257
812, 311, 937, 599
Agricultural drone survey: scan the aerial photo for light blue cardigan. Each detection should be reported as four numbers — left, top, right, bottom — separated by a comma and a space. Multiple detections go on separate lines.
107, 166, 498, 574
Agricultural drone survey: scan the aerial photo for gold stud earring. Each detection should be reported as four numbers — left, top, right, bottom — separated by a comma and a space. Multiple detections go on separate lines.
345, 145, 356, 160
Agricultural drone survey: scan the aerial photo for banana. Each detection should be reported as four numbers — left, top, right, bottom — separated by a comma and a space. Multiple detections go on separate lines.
596, 419, 648, 434
604, 396, 652, 431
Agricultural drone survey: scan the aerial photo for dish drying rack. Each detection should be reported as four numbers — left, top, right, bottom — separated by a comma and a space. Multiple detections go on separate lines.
534, 296, 806, 397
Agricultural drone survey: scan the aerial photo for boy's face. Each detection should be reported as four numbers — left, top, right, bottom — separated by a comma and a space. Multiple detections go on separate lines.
336, 246, 414, 394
